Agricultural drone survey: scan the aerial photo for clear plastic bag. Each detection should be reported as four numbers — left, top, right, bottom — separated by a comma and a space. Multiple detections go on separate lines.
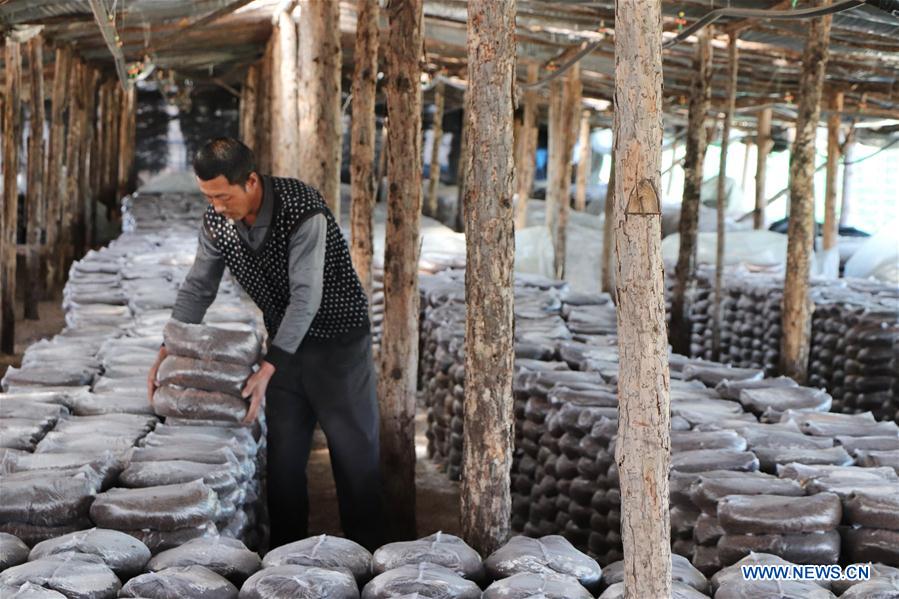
240, 564, 358, 599
153, 385, 249, 423
90, 480, 220, 532
28, 528, 151, 579
262, 534, 373, 587
119, 565, 238, 598
147, 536, 260, 585
163, 321, 260, 366
361, 562, 481, 599
483, 535, 602, 594
156, 356, 252, 397
0, 554, 121, 599
483, 571, 593, 599
371, 532, 483, 582
718, 493, 842, 535
0, 532, 30, 570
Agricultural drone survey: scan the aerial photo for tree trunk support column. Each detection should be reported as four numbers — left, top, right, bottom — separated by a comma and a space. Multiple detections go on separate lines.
823, 90, 843, 251
378, 0, 424, 542
669, 28, 712, 355
350, 0, 379, 299
2, 39, 22, 353
461, 0, 516, 558
25, 36, 45, 321
754, 107, 772, 230
712, 34, 738, 361
613, 0, 672, 595
781, 1, 834, 382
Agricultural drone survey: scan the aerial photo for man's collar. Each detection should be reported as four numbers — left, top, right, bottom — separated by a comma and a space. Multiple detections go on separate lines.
240, 175, 273, 229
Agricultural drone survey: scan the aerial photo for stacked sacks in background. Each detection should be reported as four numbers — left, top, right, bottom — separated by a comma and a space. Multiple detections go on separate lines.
842, 313, 899, 424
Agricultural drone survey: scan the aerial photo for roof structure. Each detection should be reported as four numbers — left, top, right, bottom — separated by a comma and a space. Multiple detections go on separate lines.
1, 0, 897, 137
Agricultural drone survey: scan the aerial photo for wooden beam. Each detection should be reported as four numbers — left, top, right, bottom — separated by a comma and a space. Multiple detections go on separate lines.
461, 0, 516, 558
614, 0, 671, 595
670, 27, 712, 355
24, 35, 45, 321
823, 90, 843, 251
350, 0, 379, 300
379, 0, 423, 542
781, 0, 834, 383
87, 0, 130, 89
712, 33, 738, 362
2, 38, 22, 354
297, 0, 342, 219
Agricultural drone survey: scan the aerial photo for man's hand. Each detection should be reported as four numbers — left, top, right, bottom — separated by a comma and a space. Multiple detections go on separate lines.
147, 346, 168, 406
241, 361, 275, 425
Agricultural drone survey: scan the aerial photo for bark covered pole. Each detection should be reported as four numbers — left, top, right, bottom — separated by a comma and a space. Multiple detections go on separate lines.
297, 0, 342, 219
257, 40, 275, 175
271, 7, 299, 178
60, 60, 85, 279
669, 28, 712, 355
839, 138, 854, 227
455, 91, 471, 232
25, 36, 45, 321
44, 45, 71, 291
461, 0, 516, 558
781, 1, 833, 382
545, 78, 563, 235
554, 67, 582, 280
823, 90, 843, 251
116, 85, 136, 201
426, 81, 445, 218
513, 63, 538, 230
239, 64, 260, 149
613, 0, 671, 595
712, 34, 738, 361
350, 0, 379, 299
2, 39, 22, 354
754, 107, 772, 230
601, 157, 616, 295
574, 109, 591, 212
378, 0, 423, 541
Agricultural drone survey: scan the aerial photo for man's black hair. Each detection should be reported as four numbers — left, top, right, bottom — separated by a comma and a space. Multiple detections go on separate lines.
193, 137, 256, 187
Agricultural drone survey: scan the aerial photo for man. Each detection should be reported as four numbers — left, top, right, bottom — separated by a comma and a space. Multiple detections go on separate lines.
147, 137, 384, 550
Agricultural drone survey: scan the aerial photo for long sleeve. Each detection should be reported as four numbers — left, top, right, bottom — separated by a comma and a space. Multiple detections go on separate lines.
264, 213, 327, 370
171, 227, 226, 324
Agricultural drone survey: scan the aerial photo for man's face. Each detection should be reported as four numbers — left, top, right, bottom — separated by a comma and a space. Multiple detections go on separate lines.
197, 173, 259, 221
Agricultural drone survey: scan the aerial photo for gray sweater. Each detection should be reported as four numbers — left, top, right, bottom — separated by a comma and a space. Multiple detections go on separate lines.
171, 176, 326, 360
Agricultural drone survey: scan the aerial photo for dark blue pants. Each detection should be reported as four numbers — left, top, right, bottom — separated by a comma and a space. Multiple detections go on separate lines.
264, 332, 385, 551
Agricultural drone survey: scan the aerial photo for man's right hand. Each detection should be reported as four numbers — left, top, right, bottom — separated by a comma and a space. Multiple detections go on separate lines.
147, 345, 168, 406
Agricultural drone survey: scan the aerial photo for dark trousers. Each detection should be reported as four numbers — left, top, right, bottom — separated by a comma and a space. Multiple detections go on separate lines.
264, 332, 385, 551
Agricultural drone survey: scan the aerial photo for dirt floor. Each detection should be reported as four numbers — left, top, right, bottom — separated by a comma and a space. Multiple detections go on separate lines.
308, 410, 462, 537
0, 291, 67, 379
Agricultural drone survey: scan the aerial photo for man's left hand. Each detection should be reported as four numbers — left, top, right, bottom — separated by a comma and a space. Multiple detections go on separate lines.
241, 360, 275, 425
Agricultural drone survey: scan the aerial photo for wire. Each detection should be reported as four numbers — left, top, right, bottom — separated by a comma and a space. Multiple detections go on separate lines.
663, 0, 864, 49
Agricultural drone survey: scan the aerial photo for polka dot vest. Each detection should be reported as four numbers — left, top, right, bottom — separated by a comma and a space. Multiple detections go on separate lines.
204, 176, 370, 341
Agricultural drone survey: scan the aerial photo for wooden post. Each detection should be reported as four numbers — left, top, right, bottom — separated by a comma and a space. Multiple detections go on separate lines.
823, 90, 843, 251
666, 133, 679, 195
574, 109, 591, 212
350, 0, 379, 299
514, 63, 538, 230
455, 93, 471, 232
601, 157, 615, 294
740, 139, 752, 193
44, 45, 71, 291
461, 0, 516, 558
297, 0, 342, 218
239, 64, 260, 148
547, 65, 581, 280
24, 36, 45, 320
614, 0, 671, 595
839, 138, 853, 228
781, 1, 833, 383
271, 7, 299, 178
81, 68, 100, 248
754, 107, 772, 230
378, 0, 423, 541
60, 60, 85, 278
669, 28, 712, 355
80, 69, 100, 251
426, 81, 445, 218
257, 41, 275, 175
376, 119, 388, 201
117, 85, 136, 200
712, 34, 738, 361
2, 38, 22, 354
